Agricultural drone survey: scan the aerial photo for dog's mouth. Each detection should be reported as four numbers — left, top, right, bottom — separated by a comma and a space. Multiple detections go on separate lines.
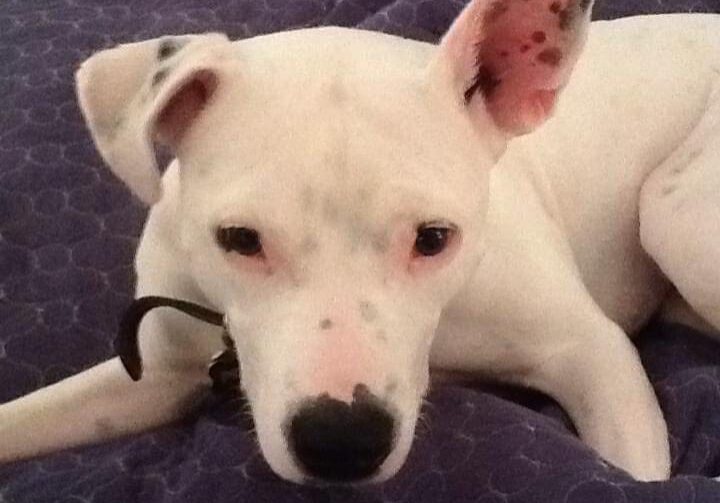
116, 296, 236, 386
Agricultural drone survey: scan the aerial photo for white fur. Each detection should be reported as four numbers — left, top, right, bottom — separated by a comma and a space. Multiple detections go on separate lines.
1, 4, 720, 485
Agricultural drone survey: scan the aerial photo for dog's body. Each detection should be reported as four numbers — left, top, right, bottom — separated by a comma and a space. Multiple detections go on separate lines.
2, 0, 720, 485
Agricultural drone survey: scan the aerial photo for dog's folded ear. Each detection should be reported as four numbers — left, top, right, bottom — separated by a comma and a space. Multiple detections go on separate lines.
432, 0, 594, 136
76, 34, 233, 204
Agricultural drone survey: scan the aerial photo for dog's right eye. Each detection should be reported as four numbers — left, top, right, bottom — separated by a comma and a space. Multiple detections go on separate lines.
413, 224, 455, 258
216, 227, 264, 257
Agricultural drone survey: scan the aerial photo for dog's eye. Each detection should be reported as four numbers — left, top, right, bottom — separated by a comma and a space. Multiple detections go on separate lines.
414, 224, 455, 257
216, 227, 263, 256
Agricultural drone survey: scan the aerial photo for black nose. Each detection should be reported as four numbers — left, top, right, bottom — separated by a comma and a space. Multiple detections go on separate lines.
286, 385, 395, 482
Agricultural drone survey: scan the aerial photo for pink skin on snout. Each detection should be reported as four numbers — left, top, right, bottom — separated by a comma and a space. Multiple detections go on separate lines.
305, 318, 379, 403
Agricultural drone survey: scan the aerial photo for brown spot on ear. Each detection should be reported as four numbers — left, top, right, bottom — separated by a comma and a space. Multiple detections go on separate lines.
500, 50, 509, 58
520, 44, 531, 53
464, 64, 501, 102
537, 47, 563, 66
532, 31, 547, 44
485, 0, 510, 23
549, 1, 562, 13
558, 8, 574, 30
319, 319, 333, 330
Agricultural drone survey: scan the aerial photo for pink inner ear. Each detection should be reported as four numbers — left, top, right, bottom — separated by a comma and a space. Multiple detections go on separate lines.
156, 70, 218, 146
464, 0, 589, 134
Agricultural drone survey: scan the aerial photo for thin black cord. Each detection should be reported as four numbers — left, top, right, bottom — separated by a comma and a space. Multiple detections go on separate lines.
116, 296, 224, 381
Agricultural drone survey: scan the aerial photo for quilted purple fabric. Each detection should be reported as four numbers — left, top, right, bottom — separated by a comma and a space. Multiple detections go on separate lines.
1, 0, 720, 502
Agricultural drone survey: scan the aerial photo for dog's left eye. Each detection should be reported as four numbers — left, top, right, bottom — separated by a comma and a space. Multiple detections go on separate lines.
216, 226, 264, 256
414, 224, 455, 257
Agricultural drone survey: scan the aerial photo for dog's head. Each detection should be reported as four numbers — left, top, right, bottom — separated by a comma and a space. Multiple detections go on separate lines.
76, 0, 592, 484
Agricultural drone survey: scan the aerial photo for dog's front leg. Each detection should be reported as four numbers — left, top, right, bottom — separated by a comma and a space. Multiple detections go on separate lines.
0, 316, 214, 464
527, 317, 670, 481
437, 202, 672, 481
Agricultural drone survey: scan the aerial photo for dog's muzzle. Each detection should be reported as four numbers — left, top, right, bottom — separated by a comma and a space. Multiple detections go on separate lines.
116, 296, 398, 483
116, 296, 233, 385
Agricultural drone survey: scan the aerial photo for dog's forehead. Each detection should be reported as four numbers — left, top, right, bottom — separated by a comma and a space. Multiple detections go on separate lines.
181, 27, 489, 174
181, 27, 488, 237
236, 26, 433, 81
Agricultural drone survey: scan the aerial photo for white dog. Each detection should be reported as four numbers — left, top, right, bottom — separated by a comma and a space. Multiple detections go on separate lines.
1, 0, 720, 485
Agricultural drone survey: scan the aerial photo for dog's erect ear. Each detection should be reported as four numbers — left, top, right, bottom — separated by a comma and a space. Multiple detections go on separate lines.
433, 0, 594, 136
76, 34, 232, 204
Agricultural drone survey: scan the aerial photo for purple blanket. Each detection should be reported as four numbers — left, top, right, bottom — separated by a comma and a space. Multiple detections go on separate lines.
1, 1, 719, 501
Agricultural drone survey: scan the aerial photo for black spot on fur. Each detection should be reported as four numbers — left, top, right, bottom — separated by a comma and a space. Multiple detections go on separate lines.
158, 39, 179, 60
158, 38, 190, 60
464, 65, 501, 102
152, 68, 169, 87
359, 301, 378, 323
